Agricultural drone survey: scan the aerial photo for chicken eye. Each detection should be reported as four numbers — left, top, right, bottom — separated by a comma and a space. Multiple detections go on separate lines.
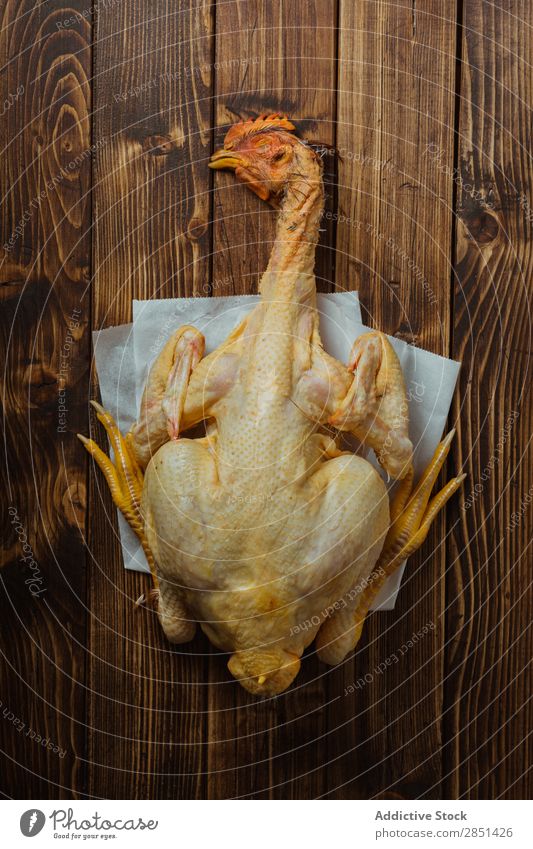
272, 148, 288, 163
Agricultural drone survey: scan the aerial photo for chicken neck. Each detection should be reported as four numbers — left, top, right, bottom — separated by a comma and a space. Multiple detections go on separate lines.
259, 150, 325, 306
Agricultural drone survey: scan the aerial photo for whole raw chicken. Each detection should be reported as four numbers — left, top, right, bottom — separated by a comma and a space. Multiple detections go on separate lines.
81, 114, 463, 695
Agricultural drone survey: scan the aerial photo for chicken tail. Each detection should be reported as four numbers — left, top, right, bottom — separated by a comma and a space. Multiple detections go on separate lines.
228, 647, 301, 696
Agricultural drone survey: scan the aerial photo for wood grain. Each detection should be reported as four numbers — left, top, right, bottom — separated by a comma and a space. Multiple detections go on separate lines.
0, 0, 91, 798
207, 0, 338, 799
332, 0, 458, 798
445, 0, 533, 799
212, 0, 338, 298
88, 0, 213, 798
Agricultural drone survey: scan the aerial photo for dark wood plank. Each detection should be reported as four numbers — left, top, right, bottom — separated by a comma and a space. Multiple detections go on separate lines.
212, 0, 338, 298
88, 0, 214, 798
444, 0, 533, 800
0, 0, 91, 798
208, 0, 338, 799
331, 0, 458, 798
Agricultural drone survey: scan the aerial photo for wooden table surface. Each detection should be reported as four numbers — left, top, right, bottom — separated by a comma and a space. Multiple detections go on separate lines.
1, 1, 531, 800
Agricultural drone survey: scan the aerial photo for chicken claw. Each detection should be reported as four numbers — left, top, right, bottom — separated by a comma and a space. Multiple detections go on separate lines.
78, 402, 156, 578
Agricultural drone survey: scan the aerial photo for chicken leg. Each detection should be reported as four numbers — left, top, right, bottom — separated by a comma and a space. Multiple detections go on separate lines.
316, 430, 466, 664
79, 325, 206, 639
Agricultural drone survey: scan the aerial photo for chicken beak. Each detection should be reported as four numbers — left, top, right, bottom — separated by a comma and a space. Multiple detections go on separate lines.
209, 148, 271, 202
209, 149, 243, 170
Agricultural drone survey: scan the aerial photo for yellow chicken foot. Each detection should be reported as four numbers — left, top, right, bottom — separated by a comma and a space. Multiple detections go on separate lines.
79, 326, 206, 641
378, 429, 465, 569
78, 325, 205, 582
79, 412, 197, 641
78, 402, 157, 587
316, 431, 466, 665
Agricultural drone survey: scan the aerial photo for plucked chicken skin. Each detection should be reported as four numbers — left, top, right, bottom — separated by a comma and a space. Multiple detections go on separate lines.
80, 114, 464, 696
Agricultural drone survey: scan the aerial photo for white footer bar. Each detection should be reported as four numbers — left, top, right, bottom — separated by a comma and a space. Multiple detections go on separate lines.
4, 799, 530, 848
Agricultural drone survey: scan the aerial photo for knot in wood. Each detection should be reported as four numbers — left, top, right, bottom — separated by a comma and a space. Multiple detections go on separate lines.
186, 218, 208, 241
464, 210, 500, 245
142, 134, 176, 156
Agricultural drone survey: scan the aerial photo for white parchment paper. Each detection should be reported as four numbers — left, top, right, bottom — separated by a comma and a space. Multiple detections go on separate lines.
92, 292, 460, 610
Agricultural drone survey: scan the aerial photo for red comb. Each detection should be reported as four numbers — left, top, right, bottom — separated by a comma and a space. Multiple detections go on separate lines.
224, 114, 297, 149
